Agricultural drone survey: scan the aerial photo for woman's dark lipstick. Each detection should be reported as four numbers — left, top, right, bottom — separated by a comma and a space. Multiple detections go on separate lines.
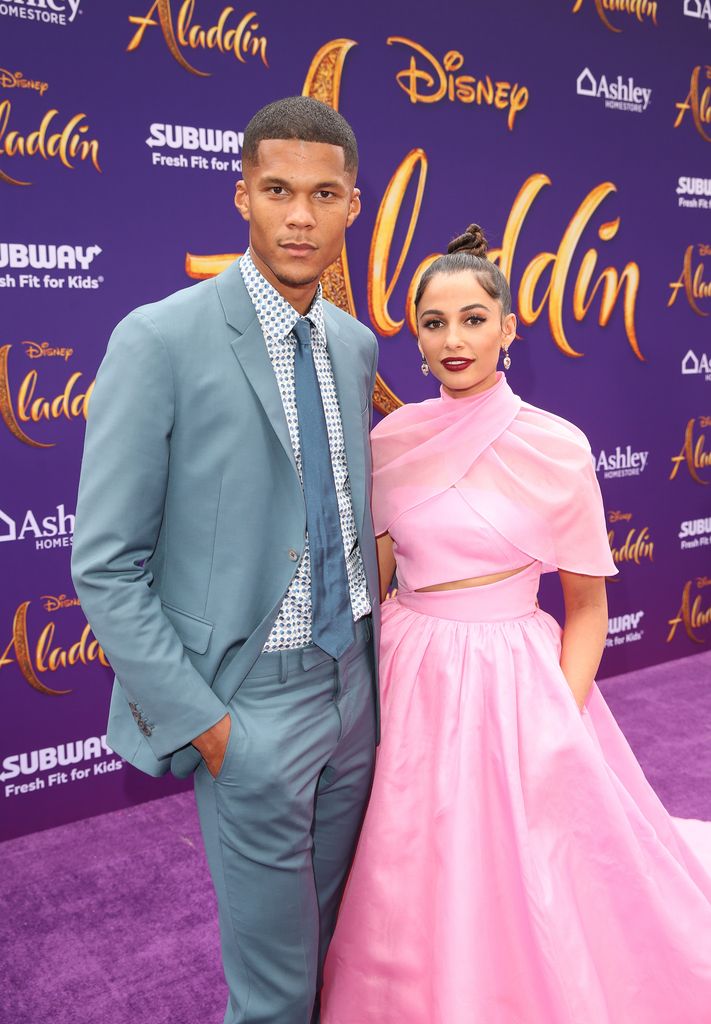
441, 358, 474, 372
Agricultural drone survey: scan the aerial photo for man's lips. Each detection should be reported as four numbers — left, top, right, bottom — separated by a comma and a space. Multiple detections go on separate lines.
441, 357, 474, 372
280, 242, 317, 255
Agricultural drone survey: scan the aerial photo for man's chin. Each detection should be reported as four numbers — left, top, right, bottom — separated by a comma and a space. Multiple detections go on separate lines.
274, 267, 321, 290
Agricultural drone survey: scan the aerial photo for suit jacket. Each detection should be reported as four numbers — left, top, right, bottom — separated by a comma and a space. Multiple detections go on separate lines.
71, 257, 381, 779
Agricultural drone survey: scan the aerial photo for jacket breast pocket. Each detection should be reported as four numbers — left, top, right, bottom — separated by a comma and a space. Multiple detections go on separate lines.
161, 601, 214, 655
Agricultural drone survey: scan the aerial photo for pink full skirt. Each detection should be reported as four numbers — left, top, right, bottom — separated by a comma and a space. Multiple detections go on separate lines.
321, 565, 711, 1024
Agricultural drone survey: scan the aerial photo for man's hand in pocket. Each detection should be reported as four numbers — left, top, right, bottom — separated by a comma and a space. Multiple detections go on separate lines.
192, 712, 231, 778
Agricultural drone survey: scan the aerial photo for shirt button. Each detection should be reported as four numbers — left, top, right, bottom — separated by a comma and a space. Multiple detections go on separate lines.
288, 549, 299, 561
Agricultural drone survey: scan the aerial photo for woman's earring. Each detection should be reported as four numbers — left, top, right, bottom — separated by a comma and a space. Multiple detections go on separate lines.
421, 356, 430, 376
502, 346, 511, 371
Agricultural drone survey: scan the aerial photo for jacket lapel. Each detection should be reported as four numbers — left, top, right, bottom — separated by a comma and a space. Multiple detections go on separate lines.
324, 307, 367, 538
216, 260, 366, 532
216, 258, 297, 476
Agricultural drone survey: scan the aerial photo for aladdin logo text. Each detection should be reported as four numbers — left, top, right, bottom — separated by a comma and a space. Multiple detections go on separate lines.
571, 0, 657, 32
127, 1, 268, 77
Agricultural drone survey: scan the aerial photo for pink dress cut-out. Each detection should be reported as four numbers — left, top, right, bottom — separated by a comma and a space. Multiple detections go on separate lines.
321, 374, 711, 1024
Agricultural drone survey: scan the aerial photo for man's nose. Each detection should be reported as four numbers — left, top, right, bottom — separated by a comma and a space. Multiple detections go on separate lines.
285, 197, 317, 229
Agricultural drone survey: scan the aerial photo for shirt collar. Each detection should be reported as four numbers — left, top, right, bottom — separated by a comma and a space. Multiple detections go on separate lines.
240, 248, 326, 347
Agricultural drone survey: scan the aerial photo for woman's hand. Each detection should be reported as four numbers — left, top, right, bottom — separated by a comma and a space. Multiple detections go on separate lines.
558, 570, 608, 712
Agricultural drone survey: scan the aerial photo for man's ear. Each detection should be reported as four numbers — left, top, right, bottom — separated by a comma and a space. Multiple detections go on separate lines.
234, 180, 250, 222
346, 186, 361, 228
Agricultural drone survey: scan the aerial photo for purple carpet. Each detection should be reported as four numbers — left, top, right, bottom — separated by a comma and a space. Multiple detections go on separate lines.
1, 651, 709, 1024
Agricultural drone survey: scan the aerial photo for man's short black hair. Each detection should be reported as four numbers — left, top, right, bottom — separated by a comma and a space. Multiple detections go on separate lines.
243, 96, 358, 175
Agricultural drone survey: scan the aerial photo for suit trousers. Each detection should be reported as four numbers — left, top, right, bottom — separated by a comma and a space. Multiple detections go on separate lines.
193, 617, 377, 1024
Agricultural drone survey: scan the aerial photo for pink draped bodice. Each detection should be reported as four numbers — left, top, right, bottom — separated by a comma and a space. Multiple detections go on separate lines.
390, 487, 532, 593
371, 373, 618, 582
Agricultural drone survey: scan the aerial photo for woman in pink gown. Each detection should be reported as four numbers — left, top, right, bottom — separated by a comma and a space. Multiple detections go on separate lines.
321, 225, 711, 1023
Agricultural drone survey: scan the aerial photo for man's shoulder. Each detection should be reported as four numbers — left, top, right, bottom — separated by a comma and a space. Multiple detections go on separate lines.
121, 275, 220, 341
322, 299, 377, 351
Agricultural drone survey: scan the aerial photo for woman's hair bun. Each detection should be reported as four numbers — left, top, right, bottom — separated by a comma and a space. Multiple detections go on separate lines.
447, 223, 488, 259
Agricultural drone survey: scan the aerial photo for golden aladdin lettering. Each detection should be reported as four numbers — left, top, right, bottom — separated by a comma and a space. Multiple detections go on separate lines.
368, 148, 431, 336
127, 0, 268, 77
674, 66, 711, 143
0, 343, 94, 448
571, 0, 658, 32
368, 160, 642, 360
607, 517, 654, 567
388, 38, 529, 130
666, 578, 711, 644
0, 100, 101, 187
187, 162, 644, 371
668, 244, 711, 316
669, 416, 711, 484
0, 601, 109, 696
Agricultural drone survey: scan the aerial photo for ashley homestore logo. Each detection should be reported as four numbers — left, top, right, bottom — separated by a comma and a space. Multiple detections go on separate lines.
684, 0, 711, 26
0, 504, 74, 548
577, 67, 651, 112
0, 0, 82, 26
682, 349, 711, 381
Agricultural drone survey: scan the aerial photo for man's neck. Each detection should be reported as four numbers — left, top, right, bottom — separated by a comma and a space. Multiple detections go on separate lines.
248, 247, 319, 315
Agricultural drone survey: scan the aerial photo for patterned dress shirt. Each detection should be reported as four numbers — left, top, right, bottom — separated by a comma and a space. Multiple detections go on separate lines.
240, 249, 371, 652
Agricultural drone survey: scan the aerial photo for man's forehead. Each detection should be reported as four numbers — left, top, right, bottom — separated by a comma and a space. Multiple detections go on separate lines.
249, 138, 350, 176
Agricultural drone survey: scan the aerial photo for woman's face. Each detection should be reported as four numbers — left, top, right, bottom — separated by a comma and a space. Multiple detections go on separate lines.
416, 269, 517, 399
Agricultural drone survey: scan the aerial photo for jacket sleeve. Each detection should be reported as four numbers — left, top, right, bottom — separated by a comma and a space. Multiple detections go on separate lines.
71, 310, 227, 759
368, 329, 379, 430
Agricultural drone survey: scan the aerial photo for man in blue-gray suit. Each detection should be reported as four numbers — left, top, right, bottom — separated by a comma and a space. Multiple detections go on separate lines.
72, 96, 380, 1024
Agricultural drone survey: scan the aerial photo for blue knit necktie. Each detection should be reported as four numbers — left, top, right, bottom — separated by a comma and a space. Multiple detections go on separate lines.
292, 317, 355, 660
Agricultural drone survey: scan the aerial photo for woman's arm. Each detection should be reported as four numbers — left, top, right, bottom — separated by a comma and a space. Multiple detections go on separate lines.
558, 570, 609, 711
376, 532, 396, 603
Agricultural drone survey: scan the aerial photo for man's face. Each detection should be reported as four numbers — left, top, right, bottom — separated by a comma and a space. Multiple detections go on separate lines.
235, 139, 360, 302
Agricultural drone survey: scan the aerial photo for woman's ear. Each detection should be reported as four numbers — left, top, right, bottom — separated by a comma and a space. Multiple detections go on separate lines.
502, 312, 517, 345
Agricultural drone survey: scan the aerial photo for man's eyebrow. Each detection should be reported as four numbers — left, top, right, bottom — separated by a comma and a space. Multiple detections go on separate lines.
259, 176, 290, 187
258, 176, 344, 190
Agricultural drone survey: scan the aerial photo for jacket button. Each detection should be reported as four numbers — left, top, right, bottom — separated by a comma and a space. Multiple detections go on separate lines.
288, 549, 299, 561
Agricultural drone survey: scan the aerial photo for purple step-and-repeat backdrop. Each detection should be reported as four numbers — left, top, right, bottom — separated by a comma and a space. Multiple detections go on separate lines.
1, 0, 710, 841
